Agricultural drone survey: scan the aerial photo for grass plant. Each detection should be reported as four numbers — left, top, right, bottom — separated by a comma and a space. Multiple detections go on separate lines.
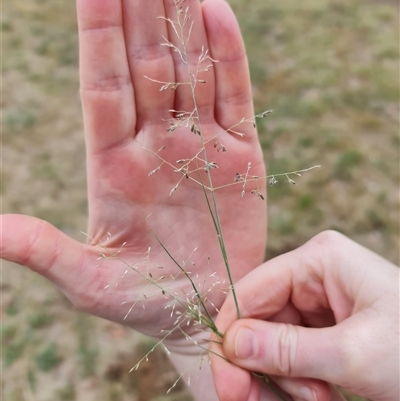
4, 341, 25, 367
35, 343, 62, 372
76, 314, 99, 378
28, 311, 54, 329
89, 1, 319, 397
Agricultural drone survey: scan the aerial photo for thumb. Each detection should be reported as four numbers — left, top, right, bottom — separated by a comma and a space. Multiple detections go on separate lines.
223, 318, 350, 385
1, 214, 87, 288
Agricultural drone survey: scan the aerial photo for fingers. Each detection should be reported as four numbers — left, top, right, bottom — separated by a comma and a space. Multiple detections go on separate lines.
223, 319, 345, 384
202, 0, 256, 141
77, 0, 136, 153
216, 231, 371, 331
122, 0, 175, 127
78, 0, 256, 150
164, 0, 216, 119
210, 232, 355, 401
222, 318, 392, 401
210, 336, 330, 401
214, 231, 400, 401
210, 352, 334, 401
210, 349, 253, 401
270, 376, 330, 401
0, 214, 87, 292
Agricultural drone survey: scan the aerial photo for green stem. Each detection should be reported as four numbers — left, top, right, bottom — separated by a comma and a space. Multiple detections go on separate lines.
199, 175, 241, 319
181, 34, 242, 321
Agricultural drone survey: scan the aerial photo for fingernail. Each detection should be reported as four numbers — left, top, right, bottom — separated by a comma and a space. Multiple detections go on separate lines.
298, 387, 317, 401
234, 327, 257, 360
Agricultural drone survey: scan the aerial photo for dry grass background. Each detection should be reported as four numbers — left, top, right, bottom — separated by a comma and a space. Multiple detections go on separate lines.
2, 0, 398, 400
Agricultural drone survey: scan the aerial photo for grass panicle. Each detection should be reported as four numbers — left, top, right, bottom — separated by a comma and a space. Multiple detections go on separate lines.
94, 0, 319, 397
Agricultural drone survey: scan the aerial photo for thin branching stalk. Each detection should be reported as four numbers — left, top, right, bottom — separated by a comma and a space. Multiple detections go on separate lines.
96, 2, 318, 398
149, 223, 223, 338
88, 234, 226, 359
142, 143, 320, 193
173, 0, 242, 319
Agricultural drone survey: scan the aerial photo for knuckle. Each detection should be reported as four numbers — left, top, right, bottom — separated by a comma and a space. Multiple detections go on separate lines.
272, 323, 298, 376
310, 230, 345, 249
80, 75, 132, 93
306, 230, 349, 268
24, 219, 59, 274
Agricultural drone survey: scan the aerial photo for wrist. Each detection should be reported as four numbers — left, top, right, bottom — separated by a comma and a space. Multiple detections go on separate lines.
164, 334, 220, 401
168, 351, 219, 401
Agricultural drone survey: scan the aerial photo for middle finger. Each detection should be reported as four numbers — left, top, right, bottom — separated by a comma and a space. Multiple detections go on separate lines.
164, 0, 216, 121
122, 0, 175, 128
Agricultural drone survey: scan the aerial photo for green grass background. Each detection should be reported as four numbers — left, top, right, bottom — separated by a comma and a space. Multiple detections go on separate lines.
2, 0, 398, 400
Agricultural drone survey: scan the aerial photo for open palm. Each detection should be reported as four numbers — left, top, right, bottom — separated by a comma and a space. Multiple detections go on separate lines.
2, 0, 266, 346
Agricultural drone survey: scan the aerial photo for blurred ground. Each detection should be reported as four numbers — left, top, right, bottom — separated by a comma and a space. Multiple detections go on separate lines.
2, 0, 399, 400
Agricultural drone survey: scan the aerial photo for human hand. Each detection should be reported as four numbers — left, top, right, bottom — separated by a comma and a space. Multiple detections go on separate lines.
211, 231, 399, 401
2, 0, 266, 357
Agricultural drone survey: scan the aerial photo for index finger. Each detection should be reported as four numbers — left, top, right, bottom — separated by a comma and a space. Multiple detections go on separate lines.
122, 0, 175, 127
